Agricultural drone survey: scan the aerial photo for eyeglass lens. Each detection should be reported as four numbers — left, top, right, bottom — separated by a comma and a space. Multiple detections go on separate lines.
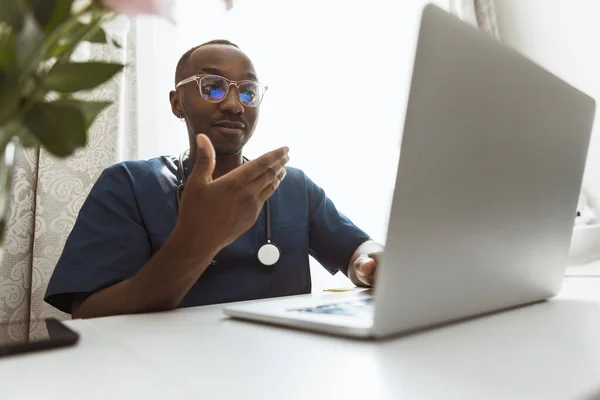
199, 76, 262, 107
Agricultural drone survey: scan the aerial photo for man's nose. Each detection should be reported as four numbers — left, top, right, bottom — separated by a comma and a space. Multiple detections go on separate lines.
219, 84, 244, 114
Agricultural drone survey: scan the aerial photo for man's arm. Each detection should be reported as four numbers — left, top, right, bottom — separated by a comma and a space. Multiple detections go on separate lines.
72, 229, 216, 318
347, 239, 384, 287
304, 172, 373, 277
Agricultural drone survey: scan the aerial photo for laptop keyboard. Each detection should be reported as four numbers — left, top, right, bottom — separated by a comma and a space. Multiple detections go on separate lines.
289, 298, 374, 316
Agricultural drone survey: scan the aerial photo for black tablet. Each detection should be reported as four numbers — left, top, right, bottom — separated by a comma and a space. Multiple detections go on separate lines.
0, 318, 79, 358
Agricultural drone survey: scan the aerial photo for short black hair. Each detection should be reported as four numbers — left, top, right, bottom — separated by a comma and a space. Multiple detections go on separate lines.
175, 39, 240, 84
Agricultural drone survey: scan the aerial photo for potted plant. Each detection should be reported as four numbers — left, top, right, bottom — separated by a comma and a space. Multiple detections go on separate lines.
0, 0, 176, 260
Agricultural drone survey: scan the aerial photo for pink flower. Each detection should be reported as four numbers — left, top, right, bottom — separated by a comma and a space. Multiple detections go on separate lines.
100, 0, 173, 18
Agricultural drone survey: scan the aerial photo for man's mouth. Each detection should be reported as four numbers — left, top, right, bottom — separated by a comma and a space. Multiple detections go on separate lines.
213, 120, 245, 135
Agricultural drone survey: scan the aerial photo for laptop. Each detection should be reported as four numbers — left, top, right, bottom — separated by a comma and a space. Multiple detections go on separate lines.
223, 4, 596, 339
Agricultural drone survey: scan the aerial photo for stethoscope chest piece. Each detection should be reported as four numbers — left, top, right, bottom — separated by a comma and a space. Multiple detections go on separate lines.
257, 241, 280, 266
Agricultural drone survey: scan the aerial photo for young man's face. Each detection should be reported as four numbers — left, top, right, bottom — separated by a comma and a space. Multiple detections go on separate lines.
171, 45, 261, 157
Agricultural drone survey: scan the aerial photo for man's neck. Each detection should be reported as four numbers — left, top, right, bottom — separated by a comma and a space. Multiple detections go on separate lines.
213, 152, 243, 180
185, 150, 243, 181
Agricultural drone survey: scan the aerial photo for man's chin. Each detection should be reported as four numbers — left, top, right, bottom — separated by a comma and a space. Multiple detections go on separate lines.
214, 135, 251, 156
192, 130, 251, 157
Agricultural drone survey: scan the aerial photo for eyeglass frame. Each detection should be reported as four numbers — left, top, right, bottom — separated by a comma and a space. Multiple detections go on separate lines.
175, 74, 268, 107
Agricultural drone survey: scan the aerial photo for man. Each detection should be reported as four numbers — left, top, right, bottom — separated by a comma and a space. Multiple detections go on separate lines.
45, 40, 384, 319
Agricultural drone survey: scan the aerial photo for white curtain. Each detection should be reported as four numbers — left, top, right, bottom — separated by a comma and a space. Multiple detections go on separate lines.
450, 0, 500, 39
0, 17, 138, 331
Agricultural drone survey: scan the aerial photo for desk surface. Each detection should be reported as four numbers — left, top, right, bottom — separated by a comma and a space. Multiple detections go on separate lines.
566, 259, 600, 277
2, 277, 600, 400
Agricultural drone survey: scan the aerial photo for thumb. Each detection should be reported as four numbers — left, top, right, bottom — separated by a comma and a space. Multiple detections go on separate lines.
356, 257, 376, 277
190, 134, 216, 184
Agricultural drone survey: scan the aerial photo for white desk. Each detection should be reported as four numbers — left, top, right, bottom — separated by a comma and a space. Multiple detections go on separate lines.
0, 317, 190, 399
2, 277, 600, 400
566, 259, 600, 277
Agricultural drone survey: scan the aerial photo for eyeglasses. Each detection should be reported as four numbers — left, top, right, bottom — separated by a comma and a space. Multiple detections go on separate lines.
175, 74, 268, 107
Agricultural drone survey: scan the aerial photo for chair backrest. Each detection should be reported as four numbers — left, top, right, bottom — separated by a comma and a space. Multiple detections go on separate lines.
0, 18, 138, 331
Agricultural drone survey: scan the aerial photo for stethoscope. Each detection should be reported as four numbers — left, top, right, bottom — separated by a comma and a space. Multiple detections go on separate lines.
176, 151, 281, 267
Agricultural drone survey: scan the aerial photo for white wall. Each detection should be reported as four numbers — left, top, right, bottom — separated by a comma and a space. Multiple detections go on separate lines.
495, 0, 600, 209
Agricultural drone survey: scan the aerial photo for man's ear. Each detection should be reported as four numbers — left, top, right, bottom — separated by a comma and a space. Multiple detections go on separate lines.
170, 90, 184, 118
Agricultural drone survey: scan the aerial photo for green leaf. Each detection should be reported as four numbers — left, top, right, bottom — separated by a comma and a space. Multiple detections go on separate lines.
0, 69, 18, 113
0, 27, 16, 68
0, 69, 19, 123
111, 37, 121, 48
43, 61, 124, 93
28, 0, 74, 33
46, 24, 107, 60
18, 128, 39, 147
0, 119, 39, 148
0, 85, 18, 125
15, 12, 44, 67
28, 0, 55, 30
0, 0, 25, 29
48, 40, 68, 59
24, 101, 87, 157
78, 22, 107, 44
54, 98, 112, 129
0, 119, 26, 148
49, 10, 105, 65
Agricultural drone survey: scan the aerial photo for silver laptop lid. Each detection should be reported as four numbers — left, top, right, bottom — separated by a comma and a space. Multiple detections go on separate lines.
373, 4, 595, 337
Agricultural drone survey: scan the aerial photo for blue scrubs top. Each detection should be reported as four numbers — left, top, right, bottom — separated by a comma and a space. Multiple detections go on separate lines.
44, 156, 370, 314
